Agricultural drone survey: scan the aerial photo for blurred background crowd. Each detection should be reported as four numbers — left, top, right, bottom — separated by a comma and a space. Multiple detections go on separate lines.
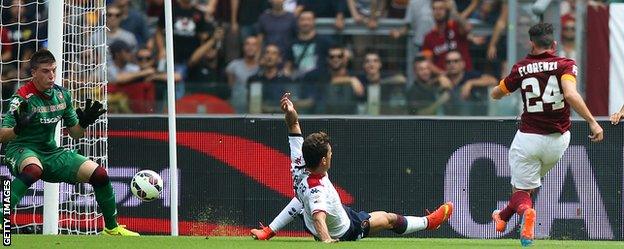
0, 0, 603, 115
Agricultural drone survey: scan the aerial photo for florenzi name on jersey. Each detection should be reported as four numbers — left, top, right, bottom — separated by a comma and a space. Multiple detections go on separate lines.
518, 61, 558, 77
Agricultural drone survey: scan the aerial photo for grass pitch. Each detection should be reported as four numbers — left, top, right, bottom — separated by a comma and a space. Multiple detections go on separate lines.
9, 235, 624, 249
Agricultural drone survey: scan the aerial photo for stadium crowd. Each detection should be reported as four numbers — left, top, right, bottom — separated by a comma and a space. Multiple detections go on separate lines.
0, 0, 596, 115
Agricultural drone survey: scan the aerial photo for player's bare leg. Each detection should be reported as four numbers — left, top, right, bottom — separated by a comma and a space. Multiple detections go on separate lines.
77, 160, 139, 236
367, 202, 453, 236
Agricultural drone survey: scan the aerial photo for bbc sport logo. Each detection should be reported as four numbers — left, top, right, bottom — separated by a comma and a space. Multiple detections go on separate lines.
2, 179, 10, 246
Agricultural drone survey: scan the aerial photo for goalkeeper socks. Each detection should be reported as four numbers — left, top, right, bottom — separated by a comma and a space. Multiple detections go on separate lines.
500, 190, 532, 221
94, 183, 118, 230
268, 197, 303, 232
11, 164, 42, 210
90, 166, 119, 230
392, 214, 427, 234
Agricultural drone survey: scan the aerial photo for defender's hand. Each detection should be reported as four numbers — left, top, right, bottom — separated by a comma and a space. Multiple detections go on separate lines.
280, 93, 296, 114
13, 101, 35, 135
77, 99, 106, 129
322, 238, 338, 243
588, 122, 604, 142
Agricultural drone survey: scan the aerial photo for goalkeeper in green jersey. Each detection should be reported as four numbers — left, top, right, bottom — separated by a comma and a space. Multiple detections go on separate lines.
0, 49, 138, 236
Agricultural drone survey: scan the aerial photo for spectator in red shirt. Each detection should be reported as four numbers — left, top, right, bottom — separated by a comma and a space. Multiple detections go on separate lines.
422, 0, 473, 74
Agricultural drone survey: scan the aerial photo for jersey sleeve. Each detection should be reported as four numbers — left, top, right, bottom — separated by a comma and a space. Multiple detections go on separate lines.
63, 90, 79, 128
499, 64, 521, 94
289, 134, 305, 170
308, 185, 328, 214
1, 96, 23, 128
560, 59, 578, 83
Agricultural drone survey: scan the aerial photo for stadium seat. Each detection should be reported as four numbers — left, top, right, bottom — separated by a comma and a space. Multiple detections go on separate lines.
175, 93, 235, 114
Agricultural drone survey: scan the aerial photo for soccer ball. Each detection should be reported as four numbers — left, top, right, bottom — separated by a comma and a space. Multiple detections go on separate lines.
130, 170, 163, 202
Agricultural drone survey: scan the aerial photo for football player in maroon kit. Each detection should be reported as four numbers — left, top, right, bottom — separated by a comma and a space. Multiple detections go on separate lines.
490, 23, 603, 247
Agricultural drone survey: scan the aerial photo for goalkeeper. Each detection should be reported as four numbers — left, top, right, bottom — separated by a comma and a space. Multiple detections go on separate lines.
0, 49, 138, 236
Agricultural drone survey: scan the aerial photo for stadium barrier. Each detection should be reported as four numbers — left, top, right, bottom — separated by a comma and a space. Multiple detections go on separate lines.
3, 116, 622, 239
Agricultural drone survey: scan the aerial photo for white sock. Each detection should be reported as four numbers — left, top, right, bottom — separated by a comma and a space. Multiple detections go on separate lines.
402, 216, 427, 234
268, 197, 303, 232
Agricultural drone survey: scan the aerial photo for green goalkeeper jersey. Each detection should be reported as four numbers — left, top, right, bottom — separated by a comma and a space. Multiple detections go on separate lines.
2, 81, 79, 152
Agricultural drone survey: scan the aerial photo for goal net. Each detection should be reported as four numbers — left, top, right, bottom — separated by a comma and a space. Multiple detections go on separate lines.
0, 0, 108, 234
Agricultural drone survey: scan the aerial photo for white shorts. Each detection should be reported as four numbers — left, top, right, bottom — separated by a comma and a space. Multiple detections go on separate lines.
508, 130, 570, 189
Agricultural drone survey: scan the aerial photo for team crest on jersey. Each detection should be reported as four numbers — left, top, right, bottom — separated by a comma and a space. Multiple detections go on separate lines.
8, 98, 20, 112
57, 91, 64, 100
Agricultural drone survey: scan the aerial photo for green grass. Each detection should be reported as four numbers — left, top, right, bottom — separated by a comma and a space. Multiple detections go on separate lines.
8, 235, 624, 249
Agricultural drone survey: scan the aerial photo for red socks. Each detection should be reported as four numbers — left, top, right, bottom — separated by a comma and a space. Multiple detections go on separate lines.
499, 190, 533, 222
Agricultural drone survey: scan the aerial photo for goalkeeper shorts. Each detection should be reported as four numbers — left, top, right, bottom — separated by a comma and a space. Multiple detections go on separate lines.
4, 146, 89, 184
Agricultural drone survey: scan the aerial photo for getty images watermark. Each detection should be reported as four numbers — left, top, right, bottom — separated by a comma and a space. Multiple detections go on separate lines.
2, 179, 10, 246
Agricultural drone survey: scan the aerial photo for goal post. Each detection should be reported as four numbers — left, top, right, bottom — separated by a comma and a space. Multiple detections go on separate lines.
43, 0, 63, 235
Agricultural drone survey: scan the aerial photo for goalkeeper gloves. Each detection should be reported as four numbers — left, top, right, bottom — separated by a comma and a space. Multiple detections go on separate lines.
76, 99, 106, 129
13, 101, 36, 135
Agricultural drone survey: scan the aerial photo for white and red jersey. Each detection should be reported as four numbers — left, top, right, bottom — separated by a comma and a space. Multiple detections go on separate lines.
289, 135, 350, 239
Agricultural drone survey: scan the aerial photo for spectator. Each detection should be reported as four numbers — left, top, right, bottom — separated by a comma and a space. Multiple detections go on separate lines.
285, 11, 333, 79
136, 47, 182, 113
346, 0, 382, 29
386, 0, 409, 19
187, 26, 229, 99
247, 44, 294, 113
390, 0, 435, 52
187, 27, 225, 83
484, 0, 508, 77
454, 0, 480, 20
205, 0, 241, 62
115, 0, 150, 46
297, 0, 347, 30
306, 45, 365, 114
155, 0, 212, 98
226, 36, 261, 113
406, 56, 452, 115
108, 41, 154, 86
358, 50, 407, 86
422, 0, 473, 74
107, 41, 154, 113
236, 0, 270, 40
357, 50, 407, 113
256, 0, 297, 55
101, 4, 138, 52
328, 46, 365, 97
443, 50, 496, 115
559, 18, 576, 61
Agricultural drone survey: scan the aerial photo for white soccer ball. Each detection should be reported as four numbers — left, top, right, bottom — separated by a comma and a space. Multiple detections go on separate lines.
130, 170, 163, 202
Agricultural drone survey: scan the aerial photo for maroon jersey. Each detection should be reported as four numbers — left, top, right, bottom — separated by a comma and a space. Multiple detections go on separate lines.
499, 52, 578, 134
422, 20, 473, 71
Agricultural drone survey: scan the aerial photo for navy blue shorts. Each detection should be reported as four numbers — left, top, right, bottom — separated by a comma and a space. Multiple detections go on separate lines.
338, 205, 371, 241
